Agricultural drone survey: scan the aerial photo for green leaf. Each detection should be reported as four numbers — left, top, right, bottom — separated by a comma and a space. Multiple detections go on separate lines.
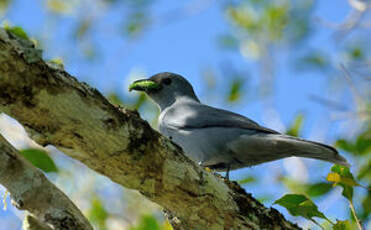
107, 93, 124, 106
357, 159, 371, 181
257, 195, 273, 203
19, 149, 58, 173
264, 5, 288, 40
124, 12, 148, 38
360, 191, 371, 220
326, 165, 359, 201
74, 19, 91, 39
274, 194, 328, 221
218, 34, 239, 50
130, 214, 159, 230
0, 0, 11, 13
161, 220, 173, 230
88, 197, 108, 230
330, 165, 357, 182
237, 176, 256, 185
281, 177, 332, 198
349, 47, 364, 60
306, 182, 333, 198
4, 26, 29, 40
46, 0, 71, 14
303, 53, 327, 67
336, 128, 371, 156
280, 177, 306, 194
335, 139, 355, 153
354, 131, 371, 155
286, 114, 304, 137
227, 7, 258, 33
333, 220, 353, 230
133, 93, 147, 110
228, 78, 244, 102
341, 186, 353, 202
296, 50, 330, 71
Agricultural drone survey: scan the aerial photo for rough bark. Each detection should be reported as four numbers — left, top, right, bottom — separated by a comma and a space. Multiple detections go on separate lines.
23, 215, 54, 230
0, 135, 93, 230
0, 28, 301, 230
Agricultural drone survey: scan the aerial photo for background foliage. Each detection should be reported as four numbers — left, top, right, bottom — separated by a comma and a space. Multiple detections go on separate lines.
0, 0, 370, 229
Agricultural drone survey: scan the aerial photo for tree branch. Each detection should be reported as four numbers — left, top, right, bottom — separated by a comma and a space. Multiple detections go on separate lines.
0, 134, 93, 230
23, 214, 54, 230
0, 28, 301, 229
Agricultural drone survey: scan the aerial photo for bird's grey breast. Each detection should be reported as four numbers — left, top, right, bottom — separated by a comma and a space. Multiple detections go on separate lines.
157, 102, 248, 168
158, 106, 208, 163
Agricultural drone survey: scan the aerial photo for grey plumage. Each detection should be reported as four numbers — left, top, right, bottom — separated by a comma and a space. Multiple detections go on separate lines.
129, 72, 349, 173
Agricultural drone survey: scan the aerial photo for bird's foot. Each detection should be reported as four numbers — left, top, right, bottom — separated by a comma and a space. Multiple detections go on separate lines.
224, 166, 230, 181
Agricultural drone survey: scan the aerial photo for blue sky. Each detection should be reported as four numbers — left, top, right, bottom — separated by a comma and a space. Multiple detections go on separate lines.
1, 0, 367, 229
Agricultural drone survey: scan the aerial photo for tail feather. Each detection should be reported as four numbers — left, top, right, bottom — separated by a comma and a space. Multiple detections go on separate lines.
279, 135, 350, 167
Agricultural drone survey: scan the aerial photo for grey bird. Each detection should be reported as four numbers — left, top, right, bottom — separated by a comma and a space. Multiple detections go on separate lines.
129, 72, 349, 178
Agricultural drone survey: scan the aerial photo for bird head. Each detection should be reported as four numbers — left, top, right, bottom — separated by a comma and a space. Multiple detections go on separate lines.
129, 72, 199, 110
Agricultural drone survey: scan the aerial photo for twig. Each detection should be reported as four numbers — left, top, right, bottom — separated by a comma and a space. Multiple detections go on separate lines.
309, 94, 349, 111
339, 64, 366, 110
349, 201, 363, 230
314, 6, 366, 41
309, 218, 325, 230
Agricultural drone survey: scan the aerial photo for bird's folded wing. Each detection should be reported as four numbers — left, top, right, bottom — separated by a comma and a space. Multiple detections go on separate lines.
164, 102, 280, 134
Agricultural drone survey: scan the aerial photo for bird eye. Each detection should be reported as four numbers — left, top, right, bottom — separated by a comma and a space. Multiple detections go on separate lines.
163, 78, 172, 85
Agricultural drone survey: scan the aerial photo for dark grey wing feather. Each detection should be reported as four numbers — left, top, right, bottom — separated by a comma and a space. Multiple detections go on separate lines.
164, 101, 280, 134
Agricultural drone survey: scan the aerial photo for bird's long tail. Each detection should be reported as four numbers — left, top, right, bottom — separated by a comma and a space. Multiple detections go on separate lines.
277, 135, 350, 167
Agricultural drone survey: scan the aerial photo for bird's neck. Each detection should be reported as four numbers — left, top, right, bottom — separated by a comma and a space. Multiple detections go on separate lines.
157, 95, 200, 112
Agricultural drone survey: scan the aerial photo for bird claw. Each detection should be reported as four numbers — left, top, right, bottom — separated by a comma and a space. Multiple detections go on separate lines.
225, 166, 231, 181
